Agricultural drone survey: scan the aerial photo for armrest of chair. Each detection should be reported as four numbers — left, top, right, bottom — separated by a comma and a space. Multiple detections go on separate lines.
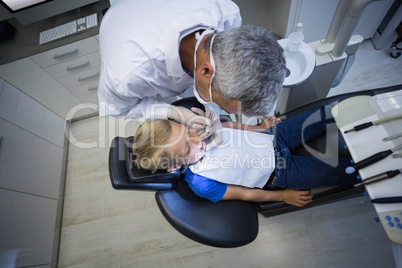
155, 179, 259, 248
258, 184, 365, 217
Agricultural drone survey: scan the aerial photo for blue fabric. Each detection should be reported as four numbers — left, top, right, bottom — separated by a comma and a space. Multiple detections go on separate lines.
264, 106, 359, 189
184, 168, 227, 203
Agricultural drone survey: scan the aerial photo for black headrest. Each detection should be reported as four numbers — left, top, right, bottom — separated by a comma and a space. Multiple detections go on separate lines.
109, 137, 180, 191
109, 97, 203, 191
125, 136, 181, 183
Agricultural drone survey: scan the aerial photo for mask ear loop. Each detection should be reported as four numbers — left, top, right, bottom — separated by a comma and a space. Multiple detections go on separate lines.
208, 34, 217, 102
194, 29, 216, 74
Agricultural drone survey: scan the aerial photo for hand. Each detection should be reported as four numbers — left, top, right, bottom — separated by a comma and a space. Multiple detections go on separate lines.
259, 116, 281, 129
282, 189, 313, 207
204, 114, 223, 149
191, 107, 214, 138
167, 106, 211, 132
221, 115, 281, 131
191, 107, 213, 120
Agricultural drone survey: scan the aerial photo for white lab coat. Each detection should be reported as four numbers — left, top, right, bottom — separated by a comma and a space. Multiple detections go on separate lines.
98, 0, 242, 120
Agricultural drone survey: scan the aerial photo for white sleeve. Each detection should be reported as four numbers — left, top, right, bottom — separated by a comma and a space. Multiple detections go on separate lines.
125, 98, 171, 120
98, 84, 171, 121
98, 57, 177, 121
214, 0, 242, 31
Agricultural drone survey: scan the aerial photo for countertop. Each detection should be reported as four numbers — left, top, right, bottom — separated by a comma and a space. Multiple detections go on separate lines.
0, 0, 110, 65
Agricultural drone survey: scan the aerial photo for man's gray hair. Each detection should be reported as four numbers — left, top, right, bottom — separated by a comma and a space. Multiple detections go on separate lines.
205, 25, 286, 116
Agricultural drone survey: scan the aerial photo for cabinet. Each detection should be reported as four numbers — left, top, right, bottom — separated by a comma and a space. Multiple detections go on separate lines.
0, 36, 100, 120
0, 78, 65, 267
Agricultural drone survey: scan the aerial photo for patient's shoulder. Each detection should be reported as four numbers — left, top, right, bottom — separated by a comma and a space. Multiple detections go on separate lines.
184, 168, 227, 203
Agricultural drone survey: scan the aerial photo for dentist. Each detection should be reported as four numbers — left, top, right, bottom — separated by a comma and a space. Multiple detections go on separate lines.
98, 0, 286, 135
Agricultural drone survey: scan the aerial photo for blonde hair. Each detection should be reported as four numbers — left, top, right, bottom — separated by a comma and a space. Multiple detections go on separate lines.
132, 119, 174, 171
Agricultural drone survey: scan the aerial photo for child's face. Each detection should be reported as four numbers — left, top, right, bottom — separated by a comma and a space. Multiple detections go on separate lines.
168, 121, 207, 168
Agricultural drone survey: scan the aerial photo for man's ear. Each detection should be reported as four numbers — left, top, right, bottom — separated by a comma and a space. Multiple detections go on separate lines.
167, 165, 181, 172
200, 61, 214, 78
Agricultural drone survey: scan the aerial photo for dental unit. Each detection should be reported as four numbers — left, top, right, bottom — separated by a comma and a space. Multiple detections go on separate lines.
277, 0, 382, 115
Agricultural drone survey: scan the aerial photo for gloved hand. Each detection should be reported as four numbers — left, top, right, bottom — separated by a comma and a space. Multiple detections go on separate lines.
191, 107, 214, 139
191, 106, 213, 120
203, 114, 224, 150
167, 105, 211, 133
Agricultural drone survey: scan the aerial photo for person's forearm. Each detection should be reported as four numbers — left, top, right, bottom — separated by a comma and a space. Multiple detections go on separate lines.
221, 122, 266, 131
223, 186, 284, 202
223, 185, 313, 207
249, 189, 314, 207
244, 188, 284, 202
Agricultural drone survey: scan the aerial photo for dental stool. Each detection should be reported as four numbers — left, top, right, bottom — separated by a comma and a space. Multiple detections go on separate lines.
109, 84, 402, 247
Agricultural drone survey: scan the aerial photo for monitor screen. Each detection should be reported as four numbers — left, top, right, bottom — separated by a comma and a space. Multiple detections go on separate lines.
1, 0, 52, 13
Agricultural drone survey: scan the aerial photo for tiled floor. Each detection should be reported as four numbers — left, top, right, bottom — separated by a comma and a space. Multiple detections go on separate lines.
329, 34, 402, 96
58, 38, 401, 267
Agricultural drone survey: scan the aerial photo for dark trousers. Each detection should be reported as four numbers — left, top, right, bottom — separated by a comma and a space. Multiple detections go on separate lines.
264, 106, 359, 189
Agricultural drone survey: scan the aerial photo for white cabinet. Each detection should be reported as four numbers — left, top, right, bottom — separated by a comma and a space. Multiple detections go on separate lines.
57, 66, 100, 89
0, 36, 101, 120
44, 51, 101, 79
0, 78, 65, 267
29, 37, 99, 68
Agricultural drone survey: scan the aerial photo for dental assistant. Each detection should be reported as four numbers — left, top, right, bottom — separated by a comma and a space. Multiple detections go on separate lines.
98, 0, 286, 131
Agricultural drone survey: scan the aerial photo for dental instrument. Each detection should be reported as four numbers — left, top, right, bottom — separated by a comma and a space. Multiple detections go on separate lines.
331, 144, 402, 176
205, 125, 210, 136
344, 114, 402, 134
354, 169, 402, 187
384, 132, 402, 142
370, 196, 402, 204
346, 144, 402, 174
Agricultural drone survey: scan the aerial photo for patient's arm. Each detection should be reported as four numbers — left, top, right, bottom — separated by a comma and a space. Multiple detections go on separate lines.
221, 116, 281, 131
222, 185, 313, 207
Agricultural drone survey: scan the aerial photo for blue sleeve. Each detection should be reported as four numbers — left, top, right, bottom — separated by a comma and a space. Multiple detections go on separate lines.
184, 168, 227, 203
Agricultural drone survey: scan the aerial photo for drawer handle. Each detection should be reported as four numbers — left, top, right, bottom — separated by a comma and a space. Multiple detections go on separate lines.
67, 61, 90, 71
0, 136, 2, 148
53, 48, 78, 59
78, 72, 100, 82
88, 85, 98, 91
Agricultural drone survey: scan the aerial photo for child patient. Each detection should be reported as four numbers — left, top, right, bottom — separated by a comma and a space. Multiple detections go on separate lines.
132, 107, 358, 207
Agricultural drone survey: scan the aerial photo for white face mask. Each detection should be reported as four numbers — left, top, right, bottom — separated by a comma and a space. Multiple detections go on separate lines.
193, 30, 229, 115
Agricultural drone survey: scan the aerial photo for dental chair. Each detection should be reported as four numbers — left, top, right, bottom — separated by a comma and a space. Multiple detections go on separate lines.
109, 84, 402, 248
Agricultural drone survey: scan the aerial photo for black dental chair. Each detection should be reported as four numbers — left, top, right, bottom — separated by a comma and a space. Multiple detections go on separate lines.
109, 84, 402, 248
